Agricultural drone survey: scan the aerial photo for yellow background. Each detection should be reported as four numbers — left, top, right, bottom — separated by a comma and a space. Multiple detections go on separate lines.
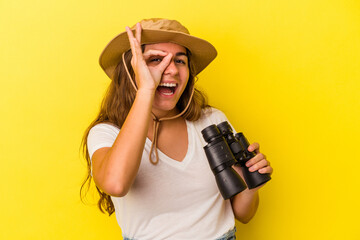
1, 0, 359, 239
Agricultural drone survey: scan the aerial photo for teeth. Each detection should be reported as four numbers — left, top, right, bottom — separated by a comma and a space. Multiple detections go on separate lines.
159, 82, 177, 87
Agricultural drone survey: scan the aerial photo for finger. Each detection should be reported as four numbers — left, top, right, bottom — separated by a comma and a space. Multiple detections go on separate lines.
156, 52, 173, 71
248, 142, 260, 154
126, 26, 135, 39
245, 153, 266, 167
126, 27, 137, 58
143, 50, 168, 60
135, 22, 142, 44
126, 26, 142, 58
129, 39, 140, 66
126, 31, 143, 65
248, 159, 269, 172
258, 166, 273, 175
132, 38, 142, 57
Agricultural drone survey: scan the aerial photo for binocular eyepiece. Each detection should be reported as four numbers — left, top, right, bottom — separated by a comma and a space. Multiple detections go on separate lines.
201, 121, 271, 199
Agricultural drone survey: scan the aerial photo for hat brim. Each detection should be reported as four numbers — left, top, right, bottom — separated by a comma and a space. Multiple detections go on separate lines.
99, 29, 217, 80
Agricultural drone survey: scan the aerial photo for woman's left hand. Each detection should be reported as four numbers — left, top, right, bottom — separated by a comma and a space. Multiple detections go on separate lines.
245, 142, 273, 176
231, 142, 272, 222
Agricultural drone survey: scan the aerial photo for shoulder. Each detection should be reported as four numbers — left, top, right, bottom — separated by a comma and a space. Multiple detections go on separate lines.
199, 107, 229, 124
89, 122, 120, 136
87, 123, 120, 159
191, 107, 230, 131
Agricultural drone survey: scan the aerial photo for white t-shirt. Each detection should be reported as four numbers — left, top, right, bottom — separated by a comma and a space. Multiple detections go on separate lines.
87, 108, 236, 240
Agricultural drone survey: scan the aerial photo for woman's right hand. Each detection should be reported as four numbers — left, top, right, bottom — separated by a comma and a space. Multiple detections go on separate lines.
126, 23, 173, 93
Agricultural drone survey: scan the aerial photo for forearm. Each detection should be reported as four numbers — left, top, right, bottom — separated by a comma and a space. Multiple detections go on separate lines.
93, 89, 154, 196
230, 142, 273, 223
231, 188, 259, 224
230, 164, 260, 223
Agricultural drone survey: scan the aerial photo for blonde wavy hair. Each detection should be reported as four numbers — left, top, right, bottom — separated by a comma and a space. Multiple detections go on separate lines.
80, 48, 210, 215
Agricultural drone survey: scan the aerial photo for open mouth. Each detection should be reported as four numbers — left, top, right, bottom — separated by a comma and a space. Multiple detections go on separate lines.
157, 82, 178, 96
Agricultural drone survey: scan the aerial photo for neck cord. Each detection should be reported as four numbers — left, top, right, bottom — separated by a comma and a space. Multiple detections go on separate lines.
122, 52, 194, 164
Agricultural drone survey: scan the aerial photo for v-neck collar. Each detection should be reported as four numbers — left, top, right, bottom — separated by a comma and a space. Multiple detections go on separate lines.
145, 120, 194, 170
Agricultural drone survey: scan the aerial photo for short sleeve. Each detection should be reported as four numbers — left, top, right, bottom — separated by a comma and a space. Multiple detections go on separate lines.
193, 108, 238, 148
87, 123, 120, 160
202, 108, 237, 133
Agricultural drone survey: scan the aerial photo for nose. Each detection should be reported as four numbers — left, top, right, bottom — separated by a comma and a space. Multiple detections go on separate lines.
163, 60, 179, 76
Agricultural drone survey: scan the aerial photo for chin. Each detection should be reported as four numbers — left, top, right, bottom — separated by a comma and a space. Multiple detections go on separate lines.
153, 104, 176, 112
152, 102, 179, 115
153, 96, 181, 111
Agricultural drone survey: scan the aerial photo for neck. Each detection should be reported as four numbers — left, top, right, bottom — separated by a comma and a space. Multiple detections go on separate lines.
151, 108, 180, 120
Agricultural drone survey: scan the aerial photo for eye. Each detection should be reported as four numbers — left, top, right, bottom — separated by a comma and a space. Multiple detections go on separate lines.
150, 57, 162, 62
147, 55, 164, 64
147, 57, 162, 66
175, 59, 187, 65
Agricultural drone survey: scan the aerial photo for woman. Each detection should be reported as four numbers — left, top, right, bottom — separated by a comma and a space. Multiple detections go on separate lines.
81, 18, 273, 239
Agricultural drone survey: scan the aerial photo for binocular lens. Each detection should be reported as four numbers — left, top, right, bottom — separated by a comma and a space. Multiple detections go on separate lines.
217, 121, 233, 135
201, 124, 221, 143
215, 167, 247, 199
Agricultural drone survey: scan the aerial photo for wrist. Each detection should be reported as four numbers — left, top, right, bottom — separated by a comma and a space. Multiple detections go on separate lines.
241, 187, 259, 197
136, 88, 156, 98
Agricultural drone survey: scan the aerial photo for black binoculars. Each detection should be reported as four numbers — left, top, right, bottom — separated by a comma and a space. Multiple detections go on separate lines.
201, 121, 271, 199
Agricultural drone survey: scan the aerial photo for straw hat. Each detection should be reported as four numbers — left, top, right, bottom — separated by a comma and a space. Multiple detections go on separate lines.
99, 18, 217, 80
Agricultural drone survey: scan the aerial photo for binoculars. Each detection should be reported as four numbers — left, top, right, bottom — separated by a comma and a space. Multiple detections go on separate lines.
201, 121, 271, 199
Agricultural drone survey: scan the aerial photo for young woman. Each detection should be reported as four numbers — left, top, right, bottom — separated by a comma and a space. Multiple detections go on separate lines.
81, 18, 273, 240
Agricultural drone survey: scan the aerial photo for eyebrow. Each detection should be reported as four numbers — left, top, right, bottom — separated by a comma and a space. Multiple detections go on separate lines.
176, 52, 188, 57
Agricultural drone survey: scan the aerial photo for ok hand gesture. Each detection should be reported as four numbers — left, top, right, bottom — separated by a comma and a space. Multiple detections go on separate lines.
126, 23, 173, 93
